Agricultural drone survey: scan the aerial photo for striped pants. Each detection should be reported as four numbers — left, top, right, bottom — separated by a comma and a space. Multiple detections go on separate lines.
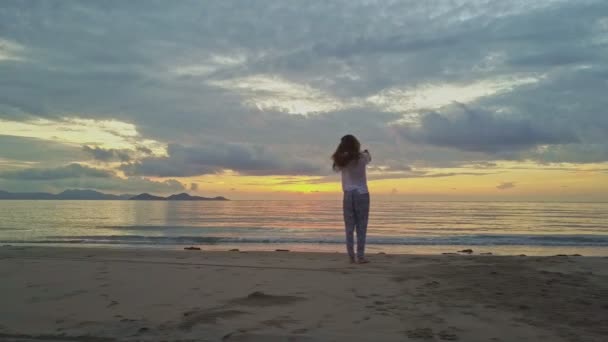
343, 190, 370, 259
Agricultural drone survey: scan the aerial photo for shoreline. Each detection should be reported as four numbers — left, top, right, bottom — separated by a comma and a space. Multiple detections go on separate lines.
1, 246, 607, 341
2, 242, 608, 257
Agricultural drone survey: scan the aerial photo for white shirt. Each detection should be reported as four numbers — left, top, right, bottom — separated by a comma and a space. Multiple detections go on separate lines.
341, 151, 371, 194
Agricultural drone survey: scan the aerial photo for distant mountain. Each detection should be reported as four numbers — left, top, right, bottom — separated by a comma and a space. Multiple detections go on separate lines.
57, 189, 123, 200
0, 189, 228, 201
0, 190, 56, 200
165, 193, 228, 201
129, 193, 166, 201
130, 192, 229, 201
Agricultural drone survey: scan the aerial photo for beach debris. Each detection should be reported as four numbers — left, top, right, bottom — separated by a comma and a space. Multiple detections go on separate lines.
458, 249, 473, 254
377, 252, 386, 255
184, 247, 201, 251
480, 252, 493, 255
275, 249, 290, 252
442, 253, 458, 255
555, 254, 568, 257
518, 254, 527, 257
425, 281, 441, 287
229, 291, 305, 307
138, 327, 149, 333
229, 249, 240, 252
570, 254, 582, 257
406, 328, 434, 339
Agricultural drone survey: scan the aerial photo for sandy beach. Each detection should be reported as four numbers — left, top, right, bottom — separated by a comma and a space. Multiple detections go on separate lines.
0, 246, 606, 342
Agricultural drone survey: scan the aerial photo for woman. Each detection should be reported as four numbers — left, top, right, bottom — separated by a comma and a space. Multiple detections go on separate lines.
332, 134, 371, 264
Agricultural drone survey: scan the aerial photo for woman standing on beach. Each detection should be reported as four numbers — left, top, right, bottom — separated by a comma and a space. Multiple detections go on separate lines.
332, 134, 371, 264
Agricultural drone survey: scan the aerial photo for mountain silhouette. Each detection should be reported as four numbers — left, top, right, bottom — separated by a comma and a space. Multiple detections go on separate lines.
129, 193, 166, 201
130, 192, 228, 201
0, 189, 228, 201
166, 193, 228, 201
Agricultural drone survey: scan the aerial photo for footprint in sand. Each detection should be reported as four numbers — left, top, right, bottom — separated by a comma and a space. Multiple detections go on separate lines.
261, 316, 299, 329
438, 330, 459, 340
180, 308, 247, 329
406, 328, 434, 339
424, 280, 441, 288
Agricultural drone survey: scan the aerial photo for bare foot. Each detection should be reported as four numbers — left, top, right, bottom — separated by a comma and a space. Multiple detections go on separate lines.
357, 258, 370, 264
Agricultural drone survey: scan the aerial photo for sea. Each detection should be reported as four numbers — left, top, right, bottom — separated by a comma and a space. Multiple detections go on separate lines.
1, 200, 607, 256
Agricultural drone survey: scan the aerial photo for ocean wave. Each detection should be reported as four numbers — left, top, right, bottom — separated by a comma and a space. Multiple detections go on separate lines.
2, 234, 608, 247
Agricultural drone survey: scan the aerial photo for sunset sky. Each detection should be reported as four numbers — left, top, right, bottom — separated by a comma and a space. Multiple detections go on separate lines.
1, 1, 607, 201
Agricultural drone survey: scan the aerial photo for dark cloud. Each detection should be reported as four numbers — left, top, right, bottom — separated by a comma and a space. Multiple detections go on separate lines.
82, 145, 132, 162
189, 182, 198, 191
0, 135, 86, 162
121, 142, 322, 177
136, 146, 153, 155
0, 163, 114, 180
496, 182, 516, 190
523, 144, 608, 164
397, 104, 578, 153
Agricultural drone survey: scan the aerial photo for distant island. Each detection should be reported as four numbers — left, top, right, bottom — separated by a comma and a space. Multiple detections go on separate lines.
130, 192, 229, 201
0, 189, 229, 201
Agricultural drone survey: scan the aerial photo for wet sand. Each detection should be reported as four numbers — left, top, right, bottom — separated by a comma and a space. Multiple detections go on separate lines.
0, 246, 607, 341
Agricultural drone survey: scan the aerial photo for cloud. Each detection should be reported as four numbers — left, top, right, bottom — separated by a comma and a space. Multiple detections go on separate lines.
82, 145, 132, 162
121, 142, 323, 177
396, 104, 578, 153
0, 176, 186, 195
368, 76, 540, 113
190, 182, 199, 191
496, 182, 516, 190
295, 169, 497, 184
0, 38, 25, 62
0, 0, 607, 187
0, 117, 166, 153
208, 74, 354, 115
0, 163, 113, 180
366, 170, 497, 182
523, 144, 608, 164
0, 135, 86, 163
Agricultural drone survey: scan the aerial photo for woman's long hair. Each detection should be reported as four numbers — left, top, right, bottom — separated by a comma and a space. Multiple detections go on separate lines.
332, 134, 361, 171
